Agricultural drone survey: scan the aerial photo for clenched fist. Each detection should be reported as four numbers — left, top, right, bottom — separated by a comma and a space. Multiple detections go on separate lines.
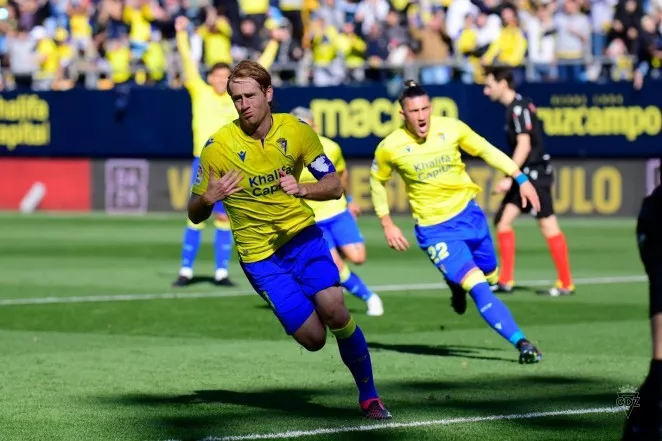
279, 169, 306, 197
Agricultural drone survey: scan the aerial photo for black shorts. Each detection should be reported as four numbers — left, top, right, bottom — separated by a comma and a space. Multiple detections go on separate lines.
494, 174, 555, 225
637, 203, 662, 317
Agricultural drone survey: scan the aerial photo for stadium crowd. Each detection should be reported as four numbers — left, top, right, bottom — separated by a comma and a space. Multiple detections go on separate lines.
0, 0, 660, 90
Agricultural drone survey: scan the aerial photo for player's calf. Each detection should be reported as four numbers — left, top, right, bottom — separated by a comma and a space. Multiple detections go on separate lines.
314, 286, 391, 419
459, 268, 541, 363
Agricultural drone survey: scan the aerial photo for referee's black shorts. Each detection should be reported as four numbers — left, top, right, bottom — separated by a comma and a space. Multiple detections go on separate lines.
494, 173, 555, 225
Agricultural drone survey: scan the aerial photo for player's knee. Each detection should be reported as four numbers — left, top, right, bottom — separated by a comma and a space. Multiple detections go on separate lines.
495, 219, 512, 232
319, 290, 351, 329
342, 244, 366, 265
215, 213, 229, 223
294, 312, 328, 351
301, 333, 327, 352
346, 252, 366, 266
539, 216, 561, 238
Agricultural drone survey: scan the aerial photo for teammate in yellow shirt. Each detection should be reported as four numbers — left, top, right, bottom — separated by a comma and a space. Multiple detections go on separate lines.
173, 16, 278, 287
291, 107, 384, 316
370, 80, 542, 364
188, 61, 391, 419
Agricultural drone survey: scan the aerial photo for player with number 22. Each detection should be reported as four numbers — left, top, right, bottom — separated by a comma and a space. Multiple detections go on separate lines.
370, 81, 543, 364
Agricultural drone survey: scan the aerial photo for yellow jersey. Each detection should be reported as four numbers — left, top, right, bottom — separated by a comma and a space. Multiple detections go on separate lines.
298, 136, 347, 222
371, 116, 519, 226
192, 114, 326, 263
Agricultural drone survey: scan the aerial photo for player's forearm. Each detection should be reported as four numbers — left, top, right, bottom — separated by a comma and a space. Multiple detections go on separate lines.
301, 173, 343, 201
257, 39, 279, 70
511, 137, 532, 169
176, 31, 202, 85
187, 194, 214, 224
479, 144, 520, 177
370, 176, 390, 219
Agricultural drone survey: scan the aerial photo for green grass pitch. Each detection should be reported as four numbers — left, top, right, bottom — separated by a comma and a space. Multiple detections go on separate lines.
0, 212, 650, 441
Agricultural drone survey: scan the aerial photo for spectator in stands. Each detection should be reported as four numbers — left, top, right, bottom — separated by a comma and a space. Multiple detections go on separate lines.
278, 0, 304, 49
0, 0, 660, 90
309, 15, 344, 85
336, 21, 366, 82
383, 9, 410, 68
237, 0, 268, 30
554, 0, 592, 82
364, 21, 391, 82
482, 4, 527, 82
634, 13, 662, 88
410, 8, 453, 84
197, 5, 233, 69
590, 0, 618, 57
526, 0, 557, 81
354, 0, 389, 36
610, 0, 643, 54
32, 25, 57, 90
5, 25, 37, 90
315, 0, 345, 29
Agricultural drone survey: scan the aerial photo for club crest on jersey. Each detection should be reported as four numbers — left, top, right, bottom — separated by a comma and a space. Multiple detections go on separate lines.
238, 151, 247, 162
277, 137, 288, 153
405, 146, 411, 153
438, 133, 446, 143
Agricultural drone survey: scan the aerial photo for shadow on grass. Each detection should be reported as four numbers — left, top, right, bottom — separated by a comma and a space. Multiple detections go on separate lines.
368, 342, 519, 363
97, 375, 626, 441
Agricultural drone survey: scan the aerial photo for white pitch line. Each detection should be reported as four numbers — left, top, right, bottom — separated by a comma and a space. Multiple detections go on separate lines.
0, 275, 647, 307
163, 406, 625, 441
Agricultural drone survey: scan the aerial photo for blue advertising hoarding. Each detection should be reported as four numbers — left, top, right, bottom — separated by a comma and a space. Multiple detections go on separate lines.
0, 82, 659, 159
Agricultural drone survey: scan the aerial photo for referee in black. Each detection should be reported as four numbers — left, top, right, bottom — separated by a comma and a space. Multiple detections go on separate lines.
622, 160, 662, 440
482, 67, 574, 297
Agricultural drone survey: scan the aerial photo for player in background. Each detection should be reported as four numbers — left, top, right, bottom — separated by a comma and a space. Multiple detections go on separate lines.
483, 67, 574, 296
370, 80, 543, 364
290, 106, 384, 317
622, 161, 662, 440
188, 61, 391, 419
172, 16, 279, 287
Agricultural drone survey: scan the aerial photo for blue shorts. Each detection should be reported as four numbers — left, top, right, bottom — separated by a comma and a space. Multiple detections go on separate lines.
191, 157, 225, 214
317, 209, 364, 250
240, 225, 340, 335
415, 200, 498, 285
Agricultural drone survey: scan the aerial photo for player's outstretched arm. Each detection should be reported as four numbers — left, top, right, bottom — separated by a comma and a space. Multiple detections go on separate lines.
457, 120, 541, 212
175, 16, 205, 91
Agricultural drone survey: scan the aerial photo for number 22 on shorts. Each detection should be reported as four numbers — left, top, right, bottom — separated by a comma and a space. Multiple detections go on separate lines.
427, 242, 449, 265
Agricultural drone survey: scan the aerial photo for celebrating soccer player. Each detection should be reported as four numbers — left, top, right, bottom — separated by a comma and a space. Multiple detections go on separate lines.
172, 16, 278, 287
370, 80, 542, 364
188, 61, 391, 419
483, 67, 574, 297
290, 106, 384, 317
622, 161, 662, 440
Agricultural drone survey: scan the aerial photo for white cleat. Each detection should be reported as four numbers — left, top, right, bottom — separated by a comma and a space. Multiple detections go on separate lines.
366, 294, 384, 317
215, 268, 229, 282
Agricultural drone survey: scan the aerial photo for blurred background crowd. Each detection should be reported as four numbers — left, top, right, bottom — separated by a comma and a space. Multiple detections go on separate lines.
0, 0, 660, 91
